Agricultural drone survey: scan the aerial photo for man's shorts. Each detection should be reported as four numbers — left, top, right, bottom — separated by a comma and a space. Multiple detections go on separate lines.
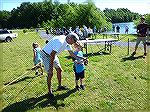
136, 37, 147, 47
75, 70, 85, 80
41, 50, 61, 73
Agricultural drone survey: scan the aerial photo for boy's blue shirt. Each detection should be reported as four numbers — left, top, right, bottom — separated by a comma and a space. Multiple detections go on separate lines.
74, 51, 85, 73
35, 47, 42, 60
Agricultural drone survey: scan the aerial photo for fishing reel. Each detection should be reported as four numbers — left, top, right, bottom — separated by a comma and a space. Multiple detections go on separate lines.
84, 58, 88, 66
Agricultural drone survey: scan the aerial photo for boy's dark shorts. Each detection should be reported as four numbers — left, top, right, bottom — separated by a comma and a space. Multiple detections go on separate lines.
75, 70, 85, 80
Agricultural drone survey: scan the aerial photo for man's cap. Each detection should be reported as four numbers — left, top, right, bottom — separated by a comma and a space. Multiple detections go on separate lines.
141, 16, 145, 20
68, 32, 79, 42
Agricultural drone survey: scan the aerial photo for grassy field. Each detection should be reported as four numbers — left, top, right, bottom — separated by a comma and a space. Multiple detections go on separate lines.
1, 30, 150, 112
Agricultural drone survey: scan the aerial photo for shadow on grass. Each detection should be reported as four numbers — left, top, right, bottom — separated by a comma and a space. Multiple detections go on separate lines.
84, 52, 110, 57
64, 52, 110, 59
139, 76, 150, 81
4, 76, 36, 86
121, 55, 145, 62
0, 40, 4, 43
2, 88, 77, 112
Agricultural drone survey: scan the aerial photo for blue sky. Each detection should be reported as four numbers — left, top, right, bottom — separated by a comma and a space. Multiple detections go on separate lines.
1, 0, 150, 14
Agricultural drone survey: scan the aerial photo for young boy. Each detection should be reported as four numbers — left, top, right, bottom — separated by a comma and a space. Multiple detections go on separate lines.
73, 42, 86, 90
32, 43, 43, 75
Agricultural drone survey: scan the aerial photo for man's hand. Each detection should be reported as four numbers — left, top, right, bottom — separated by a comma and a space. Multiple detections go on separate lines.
83, 58, 88, 65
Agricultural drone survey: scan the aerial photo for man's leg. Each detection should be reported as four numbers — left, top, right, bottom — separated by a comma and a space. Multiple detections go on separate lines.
143, 38, 147, 55
41, 51, 54, 96
132, 37, 141, 56
53, 55, 63, 88
131, 44, 138, 56
144, 44, 147, 54
55, 67, 62, 87
141, 37, 147, 56
134, 45, 138, 53
55, 67, 68, 90
47, 72, 53, 94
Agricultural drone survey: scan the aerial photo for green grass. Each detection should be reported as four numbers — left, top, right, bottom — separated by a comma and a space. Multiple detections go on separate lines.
1, 30, 150, 112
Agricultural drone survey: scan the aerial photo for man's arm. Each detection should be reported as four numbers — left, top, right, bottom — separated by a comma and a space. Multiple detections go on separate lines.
68, 50, 86, 60
49, 50, 57, 75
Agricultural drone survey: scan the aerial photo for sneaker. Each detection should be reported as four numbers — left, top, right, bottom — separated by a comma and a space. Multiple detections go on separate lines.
75, 85, 80, 91
144, 53, 147, 56
57, 85, 68, 91
80, 85, 85, 90
35, 72, 38, 75
131, 51, 136, 56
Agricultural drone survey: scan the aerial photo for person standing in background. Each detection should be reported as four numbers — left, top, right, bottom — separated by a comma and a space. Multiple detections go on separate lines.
131, 16, 149, 57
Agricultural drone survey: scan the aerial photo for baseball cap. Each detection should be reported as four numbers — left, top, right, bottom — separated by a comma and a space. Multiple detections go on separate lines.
141, 16, 145, 20
68, 32, 79, 42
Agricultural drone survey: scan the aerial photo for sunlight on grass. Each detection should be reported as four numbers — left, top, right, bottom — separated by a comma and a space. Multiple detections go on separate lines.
1, 30, 149, 112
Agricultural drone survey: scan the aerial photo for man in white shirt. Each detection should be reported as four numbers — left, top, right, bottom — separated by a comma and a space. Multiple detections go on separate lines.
41, 33, 87, 98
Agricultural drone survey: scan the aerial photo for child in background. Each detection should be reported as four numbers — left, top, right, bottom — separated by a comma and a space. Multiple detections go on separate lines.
32, 43, 43, 75
73, 42, 86, 90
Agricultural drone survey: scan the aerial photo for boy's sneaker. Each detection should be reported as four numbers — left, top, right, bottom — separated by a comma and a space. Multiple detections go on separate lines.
75, 85, 80, 91
131, 51, 136, 56
80, 85, 85, 90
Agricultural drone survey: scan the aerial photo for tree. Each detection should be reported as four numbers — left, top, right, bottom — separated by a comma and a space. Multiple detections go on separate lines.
0, 11, 11, 28
103, 8, 140, 23
8, 1, 54, 28
145, 14, 150, 27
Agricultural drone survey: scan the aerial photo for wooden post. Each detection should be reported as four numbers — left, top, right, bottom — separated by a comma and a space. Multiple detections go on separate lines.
128, 38, 130, 55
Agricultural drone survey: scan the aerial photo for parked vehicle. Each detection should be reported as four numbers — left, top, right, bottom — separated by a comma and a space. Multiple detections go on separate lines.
0, 29, 18, 42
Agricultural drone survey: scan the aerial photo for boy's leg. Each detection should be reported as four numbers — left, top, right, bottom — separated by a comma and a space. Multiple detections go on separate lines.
80, 71, 85, 90
75, 79, 79, 90
35, 65, 38, 75
39, 63, 43, 75
75, 79, 78, 86
80, 78, 83, 86
75, 73, 80, 90
80, 79, 85, 90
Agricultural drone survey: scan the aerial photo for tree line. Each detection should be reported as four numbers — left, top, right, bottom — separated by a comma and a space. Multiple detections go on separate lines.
0, 1, 149, 30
